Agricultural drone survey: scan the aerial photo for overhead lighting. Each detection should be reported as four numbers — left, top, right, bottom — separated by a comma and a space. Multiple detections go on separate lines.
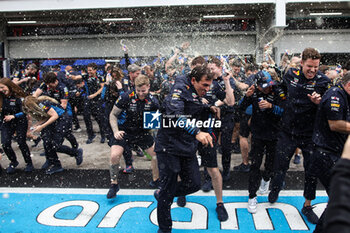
105, 59, 120, 63
203, 14, 235, 19
310, 12, 342, 16
8, 20, 37, 24
102, 18, 133, 22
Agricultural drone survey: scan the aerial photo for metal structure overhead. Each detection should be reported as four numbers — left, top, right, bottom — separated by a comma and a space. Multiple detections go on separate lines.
0, 0, 349, 12
0, 1, 348, 27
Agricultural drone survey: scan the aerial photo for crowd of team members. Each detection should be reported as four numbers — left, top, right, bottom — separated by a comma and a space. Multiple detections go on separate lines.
0, 44, 349, 233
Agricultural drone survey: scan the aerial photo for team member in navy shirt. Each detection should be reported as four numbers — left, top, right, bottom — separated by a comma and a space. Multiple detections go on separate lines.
154, 66, 218, 233
107, 75, 160, 199
268, 48, 331, 224
207, 58, 237, 181
66, 63, 106, 143
101, 67, 124, 145
35, 72, 71, 111
322, 136, 350, 232
12, 63, 40, 95
122, 64, 141, 92
23, 95, 83, 175
34, 72, 81, 154
311, 72, 350, 232
0, 78, 33, 173
196, 57, 234, 221
82, 63, 106, 144
239, 71, 285, 214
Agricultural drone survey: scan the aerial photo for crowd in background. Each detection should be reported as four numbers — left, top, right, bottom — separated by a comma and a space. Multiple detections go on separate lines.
0, 42, 350, 232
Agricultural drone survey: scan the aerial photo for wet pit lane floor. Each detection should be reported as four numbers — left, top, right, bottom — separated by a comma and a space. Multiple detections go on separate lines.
0, 169, 326, 233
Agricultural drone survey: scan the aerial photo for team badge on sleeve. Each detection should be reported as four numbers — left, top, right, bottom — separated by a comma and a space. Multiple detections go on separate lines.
330, 96, 340, 111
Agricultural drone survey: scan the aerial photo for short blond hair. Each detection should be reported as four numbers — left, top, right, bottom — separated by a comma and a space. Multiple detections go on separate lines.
135, 74, 150, 87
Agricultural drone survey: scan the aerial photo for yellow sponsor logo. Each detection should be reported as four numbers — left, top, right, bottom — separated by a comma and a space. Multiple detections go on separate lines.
331, 103, 340, 107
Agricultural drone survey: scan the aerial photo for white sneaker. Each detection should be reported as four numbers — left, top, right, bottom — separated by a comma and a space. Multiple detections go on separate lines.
248, 197, 257, 214
258, 178, 270, 195
196, 154, 201, 166
74, 128, 82, 132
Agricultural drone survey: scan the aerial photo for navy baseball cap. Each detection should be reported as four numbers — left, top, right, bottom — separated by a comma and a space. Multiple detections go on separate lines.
256, 71, 275, 89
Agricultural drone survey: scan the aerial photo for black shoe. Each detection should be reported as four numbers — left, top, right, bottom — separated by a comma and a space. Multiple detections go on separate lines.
216, 203, 228, 221
107, 184, 120, 199
201, 179, 213, 192
177, 196, 186, 207
157, 229, 171, 233
232, 146, 241, 154
41, 160, 51, 170
217, 146, 223, 154
136, 148, 144, 157
268, 189, 280, 203
86, 135, 96, 144
302, 205, 319, 224
39, 152, 46, 157
123, 165, 135, 174
149, 179, 160, 189
46, 164, 64, 175
233, 163, 250, 172
76, 148, 83, 165
100, 137, 105, 143
32, 137, 41, 147
222, 169, 231, 182
24, 163, 34, 172
6, 161, 19, 174
154, 189, 160, 201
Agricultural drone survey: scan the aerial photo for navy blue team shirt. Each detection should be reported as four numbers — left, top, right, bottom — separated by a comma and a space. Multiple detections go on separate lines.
313, 84, 350, 154
155, 75, 212, 157
280, 67, 331, 137
115, 90, 159, 133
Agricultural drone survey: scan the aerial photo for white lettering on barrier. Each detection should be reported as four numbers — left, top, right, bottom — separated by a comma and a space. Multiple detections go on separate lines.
37, 200, 99, 227
98, 201, 153, 228
36, 200, 327, 229
150, 202, 208, 230
222, 202, 311, 230
312, 203, 327, 217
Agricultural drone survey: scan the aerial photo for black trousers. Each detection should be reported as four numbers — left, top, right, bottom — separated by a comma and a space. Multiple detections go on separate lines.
221, 112, 235, 172
42, 114, 79, 166
70, 97, 83, 128
310, 148, 340, 233
270, 130, 317, 200
1, 119, 31, 165
156, 151, 201, 232
56, 114, 79, 156
42, 124, 61, 166
83, 98, 106, 139
248, 137, 276, 198
104, 101, 114, 145
60, 113, 78, 149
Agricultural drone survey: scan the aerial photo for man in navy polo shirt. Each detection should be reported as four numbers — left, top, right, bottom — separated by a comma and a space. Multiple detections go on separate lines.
154, 65, 219, 233
240, 70, 284, 214
268, 48, 331, 225
107, 74, 160, 199
311, 72, 350, 232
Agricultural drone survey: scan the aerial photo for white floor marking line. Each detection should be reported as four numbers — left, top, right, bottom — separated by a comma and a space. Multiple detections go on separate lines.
0, 187, 327, 196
